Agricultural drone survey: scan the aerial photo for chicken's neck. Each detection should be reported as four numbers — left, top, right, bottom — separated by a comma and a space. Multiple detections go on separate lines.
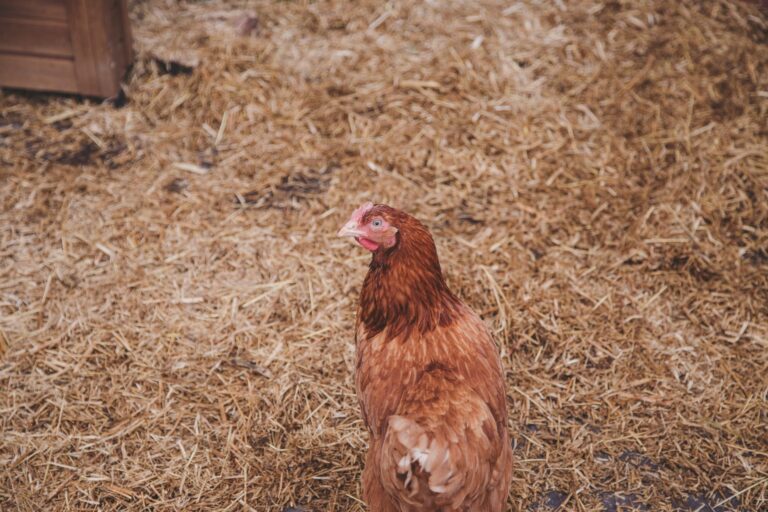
359, 235, 460, 341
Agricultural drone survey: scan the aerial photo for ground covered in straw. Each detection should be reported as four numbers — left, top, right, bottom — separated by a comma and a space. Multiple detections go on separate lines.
1, 0, 767, 510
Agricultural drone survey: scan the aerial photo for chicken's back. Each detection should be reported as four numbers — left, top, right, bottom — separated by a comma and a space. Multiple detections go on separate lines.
356, 305, 513, 512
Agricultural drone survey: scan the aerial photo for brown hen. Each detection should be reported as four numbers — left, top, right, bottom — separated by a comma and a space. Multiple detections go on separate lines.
338, 203, 513, 512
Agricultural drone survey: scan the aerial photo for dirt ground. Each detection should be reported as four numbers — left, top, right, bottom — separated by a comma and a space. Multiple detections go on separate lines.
1, 0, 767, 510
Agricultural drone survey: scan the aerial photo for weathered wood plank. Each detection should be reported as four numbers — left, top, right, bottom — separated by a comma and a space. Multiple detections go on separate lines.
0, 0, 67, 21
0, 53, 77, 92
0, 16, 72, 58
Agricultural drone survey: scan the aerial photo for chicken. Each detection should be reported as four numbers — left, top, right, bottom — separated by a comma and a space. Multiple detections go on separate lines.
338, 202, 513, 512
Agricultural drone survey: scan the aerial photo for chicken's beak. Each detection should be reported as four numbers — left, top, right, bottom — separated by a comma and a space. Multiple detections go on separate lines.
337, 220, 364, 238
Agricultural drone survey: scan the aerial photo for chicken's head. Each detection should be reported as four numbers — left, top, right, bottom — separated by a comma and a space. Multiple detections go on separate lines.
337, 202, 399, 252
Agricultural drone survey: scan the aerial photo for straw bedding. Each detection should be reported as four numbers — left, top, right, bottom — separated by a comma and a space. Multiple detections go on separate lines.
1, 0, 766, 510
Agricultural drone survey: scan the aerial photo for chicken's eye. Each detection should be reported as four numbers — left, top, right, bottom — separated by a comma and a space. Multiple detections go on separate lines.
371, 219, 383, 228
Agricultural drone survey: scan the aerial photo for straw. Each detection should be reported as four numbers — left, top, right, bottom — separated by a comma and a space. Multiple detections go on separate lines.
1, 0, 766, 510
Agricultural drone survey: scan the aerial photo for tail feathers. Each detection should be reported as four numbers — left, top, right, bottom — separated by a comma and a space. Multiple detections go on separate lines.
388, 416, 459, 496
380, 397, 501, 510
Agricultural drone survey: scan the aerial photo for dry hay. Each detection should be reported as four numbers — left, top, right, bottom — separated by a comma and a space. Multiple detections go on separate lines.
1, 0, 767, 510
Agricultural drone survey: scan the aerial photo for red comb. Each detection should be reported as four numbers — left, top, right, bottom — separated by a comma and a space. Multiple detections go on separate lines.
351, 202, 374, 223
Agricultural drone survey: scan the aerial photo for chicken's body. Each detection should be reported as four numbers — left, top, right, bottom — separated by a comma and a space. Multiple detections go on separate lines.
339, 203, 513, 511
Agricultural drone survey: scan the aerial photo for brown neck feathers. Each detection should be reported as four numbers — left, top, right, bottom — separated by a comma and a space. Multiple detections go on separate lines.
358, 217, 459, 341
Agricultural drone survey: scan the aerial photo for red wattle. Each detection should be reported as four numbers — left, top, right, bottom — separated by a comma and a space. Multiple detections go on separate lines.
355, 237, 380, 252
